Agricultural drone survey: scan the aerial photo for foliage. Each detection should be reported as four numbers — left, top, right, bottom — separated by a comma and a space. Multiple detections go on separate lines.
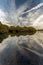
0, 22, 36, 35
0, 22, 9, 33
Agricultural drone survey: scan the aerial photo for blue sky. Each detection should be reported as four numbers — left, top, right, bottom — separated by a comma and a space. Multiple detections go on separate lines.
0, 0, 41, 12
0, 0, 9, 12
0, 0, 43, 27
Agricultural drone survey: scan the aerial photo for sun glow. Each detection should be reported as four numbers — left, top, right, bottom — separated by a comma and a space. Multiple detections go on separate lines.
33, 15, 43, 29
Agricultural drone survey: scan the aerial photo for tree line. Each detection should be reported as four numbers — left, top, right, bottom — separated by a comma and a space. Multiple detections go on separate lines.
0, 22, 36, 35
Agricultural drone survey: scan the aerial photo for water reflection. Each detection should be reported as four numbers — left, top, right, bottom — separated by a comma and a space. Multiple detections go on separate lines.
0, 32, 36, 43
0, 32, 43, 65
0, 33, 9, 43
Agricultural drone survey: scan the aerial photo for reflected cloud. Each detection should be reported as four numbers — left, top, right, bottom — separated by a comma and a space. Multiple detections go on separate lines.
0, 33, 43, 65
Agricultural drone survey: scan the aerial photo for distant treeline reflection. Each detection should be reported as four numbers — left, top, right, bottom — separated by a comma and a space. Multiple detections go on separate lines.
0, 22, 37, 43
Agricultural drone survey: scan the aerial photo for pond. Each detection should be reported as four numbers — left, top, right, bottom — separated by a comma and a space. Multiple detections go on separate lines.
0, 31, 43, 65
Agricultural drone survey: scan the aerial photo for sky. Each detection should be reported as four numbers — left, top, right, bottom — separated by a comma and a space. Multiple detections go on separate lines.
0, 0, 43, 28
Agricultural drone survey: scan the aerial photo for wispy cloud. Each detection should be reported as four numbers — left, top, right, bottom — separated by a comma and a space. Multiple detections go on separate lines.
8, 0, 29, 26
0, 0, 43, 27
32, 15, 43, 29
0, 0, 32, 26
19, 3, 43, 27
0, 9, 6, 22
21, 3, 43, 15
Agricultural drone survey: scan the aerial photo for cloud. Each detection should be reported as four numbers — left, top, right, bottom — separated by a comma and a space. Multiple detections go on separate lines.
0, 1, 43, 27
0, 0, 32, 26
0, 9, 11, 25
19, 3, 43, 27
0, 9, 6, 22
33, 15, 43, 29
21, 3, 43, 15
0, 0, 28, 26
8, 0, 29, 26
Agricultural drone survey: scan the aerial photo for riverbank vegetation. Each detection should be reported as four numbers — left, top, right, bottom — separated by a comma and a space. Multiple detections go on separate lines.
0, 22, 9, 33
0, 22, 36, 35
0, 22, 37, 43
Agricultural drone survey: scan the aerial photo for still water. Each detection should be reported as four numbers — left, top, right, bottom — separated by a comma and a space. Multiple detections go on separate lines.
0, 32, 43, 65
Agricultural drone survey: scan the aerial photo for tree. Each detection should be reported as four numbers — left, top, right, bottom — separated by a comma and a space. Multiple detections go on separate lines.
0, 22, 9, 33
